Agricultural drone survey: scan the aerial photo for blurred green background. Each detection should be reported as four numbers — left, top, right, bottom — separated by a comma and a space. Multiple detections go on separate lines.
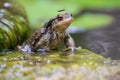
18, 0, 120, 29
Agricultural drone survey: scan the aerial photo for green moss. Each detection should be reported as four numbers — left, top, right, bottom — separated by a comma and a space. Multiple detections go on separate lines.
0, 49, 120, 80
0, 49, 105, 67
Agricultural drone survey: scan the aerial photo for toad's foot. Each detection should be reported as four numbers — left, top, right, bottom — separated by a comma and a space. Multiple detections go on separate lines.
37, 48, 51, 54
64, 46, 82, 52
20, 45, 32, 55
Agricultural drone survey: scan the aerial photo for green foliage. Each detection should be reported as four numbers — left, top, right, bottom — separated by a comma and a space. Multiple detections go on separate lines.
73, 13, 113, 29
18, 0, 120, 29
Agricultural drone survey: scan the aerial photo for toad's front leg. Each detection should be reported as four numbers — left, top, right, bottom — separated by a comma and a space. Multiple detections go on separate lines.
64, 34, 76, 52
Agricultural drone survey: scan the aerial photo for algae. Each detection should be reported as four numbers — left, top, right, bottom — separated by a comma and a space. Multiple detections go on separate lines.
0, 49, 120, 80
0, 0, 30, 51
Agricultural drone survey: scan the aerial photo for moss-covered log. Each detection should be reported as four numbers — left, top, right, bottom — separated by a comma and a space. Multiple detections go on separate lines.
0, 0, 30, 51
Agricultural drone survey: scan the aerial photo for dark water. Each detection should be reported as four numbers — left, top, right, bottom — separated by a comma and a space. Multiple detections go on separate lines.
72, 29, 120, 60
72, 9, 120, 59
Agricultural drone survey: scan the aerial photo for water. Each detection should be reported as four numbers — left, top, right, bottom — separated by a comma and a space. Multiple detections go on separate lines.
72, 9, 120, 59
72, 25, 120, 59
72, 31, 120, 59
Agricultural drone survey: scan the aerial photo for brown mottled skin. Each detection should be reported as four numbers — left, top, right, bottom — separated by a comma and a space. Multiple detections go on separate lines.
21, 12, 75, 53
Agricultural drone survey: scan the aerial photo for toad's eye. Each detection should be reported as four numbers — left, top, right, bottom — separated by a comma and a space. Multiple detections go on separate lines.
57, 14, 63, 21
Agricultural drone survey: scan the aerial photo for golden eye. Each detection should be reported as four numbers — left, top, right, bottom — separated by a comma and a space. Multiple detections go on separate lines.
57, 14, 63, 20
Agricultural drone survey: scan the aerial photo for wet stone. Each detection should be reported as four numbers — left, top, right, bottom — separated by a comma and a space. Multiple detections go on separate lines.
0, 49, 120, 80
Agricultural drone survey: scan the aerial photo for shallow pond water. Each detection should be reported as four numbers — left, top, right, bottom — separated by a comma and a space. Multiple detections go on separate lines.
72, 9, 120, 60
72, 26, 120, 60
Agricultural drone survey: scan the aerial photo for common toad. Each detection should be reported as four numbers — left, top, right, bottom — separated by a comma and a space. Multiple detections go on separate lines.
21, 12, 76, 53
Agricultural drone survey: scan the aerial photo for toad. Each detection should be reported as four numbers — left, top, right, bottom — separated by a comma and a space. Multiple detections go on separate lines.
21, 12, 76, 53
